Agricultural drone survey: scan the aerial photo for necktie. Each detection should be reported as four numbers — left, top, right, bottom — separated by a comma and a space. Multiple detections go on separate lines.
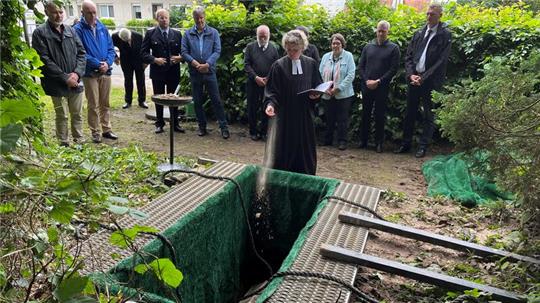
163, 31, 170, 59
414, 29, 432, 62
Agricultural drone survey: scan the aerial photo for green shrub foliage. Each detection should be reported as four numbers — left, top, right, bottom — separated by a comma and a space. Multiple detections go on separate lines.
435, 52, 540, 222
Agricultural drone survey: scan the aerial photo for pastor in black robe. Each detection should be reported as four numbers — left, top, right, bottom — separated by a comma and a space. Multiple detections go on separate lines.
263, 55, 323, 175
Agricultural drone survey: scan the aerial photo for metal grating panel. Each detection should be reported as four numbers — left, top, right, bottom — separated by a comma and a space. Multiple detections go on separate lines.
266, 182, 381, 303
78, 161, 247, 274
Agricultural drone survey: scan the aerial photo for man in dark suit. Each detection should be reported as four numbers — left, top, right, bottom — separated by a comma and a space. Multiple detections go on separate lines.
395, 3, 451, 158
112, 28, 148, 109
244, 25, 279, 141
141, 8, 184, 134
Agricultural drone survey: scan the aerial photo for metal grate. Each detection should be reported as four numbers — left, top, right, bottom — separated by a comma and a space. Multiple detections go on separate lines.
266, 183, 381, 303
78, 161, 247, 274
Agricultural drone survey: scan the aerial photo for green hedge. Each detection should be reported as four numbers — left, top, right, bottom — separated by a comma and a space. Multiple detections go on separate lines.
171, 0, 540, 142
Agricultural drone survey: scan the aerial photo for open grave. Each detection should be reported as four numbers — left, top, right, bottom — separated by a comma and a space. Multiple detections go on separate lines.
78, 161, 381, 302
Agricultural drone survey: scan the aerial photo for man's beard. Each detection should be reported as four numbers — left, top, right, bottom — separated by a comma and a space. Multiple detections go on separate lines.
257, 38, 267, 46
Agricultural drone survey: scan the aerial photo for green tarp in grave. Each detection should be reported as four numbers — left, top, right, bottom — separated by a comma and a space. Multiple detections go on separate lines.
90, 165, 339, 302
422, 153, 513, 207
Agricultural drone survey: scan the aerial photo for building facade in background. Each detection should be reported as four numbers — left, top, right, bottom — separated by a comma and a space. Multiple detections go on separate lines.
63, 0, 190, 26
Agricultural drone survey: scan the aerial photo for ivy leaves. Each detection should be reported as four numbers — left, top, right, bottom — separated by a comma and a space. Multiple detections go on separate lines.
134, 258, 184, 288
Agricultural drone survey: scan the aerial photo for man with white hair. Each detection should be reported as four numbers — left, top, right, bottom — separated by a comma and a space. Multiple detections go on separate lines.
358, 20, 400, 153
395, 3, 452, 158
74, 0, 117, 143
32, 1, 86, 147
243, 25, 279, 141
112, 28, 148, 109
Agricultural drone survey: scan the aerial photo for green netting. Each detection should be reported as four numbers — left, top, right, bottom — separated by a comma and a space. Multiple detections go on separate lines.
422, 153, 513, 207
90, 165, 339, 302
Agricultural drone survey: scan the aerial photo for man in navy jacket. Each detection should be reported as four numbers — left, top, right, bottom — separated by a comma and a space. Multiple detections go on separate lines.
395, 3, 451, 158
141, 9, 183, 134
112, 28, 148, 109
74, 0, 117, 143
181, 6, 230, 139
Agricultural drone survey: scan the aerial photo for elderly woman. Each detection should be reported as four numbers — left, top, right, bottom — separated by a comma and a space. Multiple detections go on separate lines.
264, 30, 323, 175
319, 33, 356, 150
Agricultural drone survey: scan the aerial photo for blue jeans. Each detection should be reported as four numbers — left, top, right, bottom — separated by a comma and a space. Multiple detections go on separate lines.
190, 72, 228, 130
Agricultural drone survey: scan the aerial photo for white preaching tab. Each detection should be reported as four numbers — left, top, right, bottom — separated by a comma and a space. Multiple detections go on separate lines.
297, 81, 333, 95
292, 59, 303, 75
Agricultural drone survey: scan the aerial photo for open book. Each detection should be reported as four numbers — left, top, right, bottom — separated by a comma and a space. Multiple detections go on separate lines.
297, 81, 333, 95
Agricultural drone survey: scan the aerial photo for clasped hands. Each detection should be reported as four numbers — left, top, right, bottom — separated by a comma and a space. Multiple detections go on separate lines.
66, 72, 79, 88
410, 74, 422, 86
255, 76, 267, 87
154, 55, 183, 66
191, 59, 210, 74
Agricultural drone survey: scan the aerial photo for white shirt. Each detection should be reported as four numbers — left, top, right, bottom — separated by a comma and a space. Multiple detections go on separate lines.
416, 24, 438, 73
292, 59, 303, 75
257, 41, 269, 51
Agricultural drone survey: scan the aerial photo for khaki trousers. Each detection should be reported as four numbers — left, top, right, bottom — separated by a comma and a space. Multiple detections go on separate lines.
83, 75, 112, 135
51, 93, 84, 143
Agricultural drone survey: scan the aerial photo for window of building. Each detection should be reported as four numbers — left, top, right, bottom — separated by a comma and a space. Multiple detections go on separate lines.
152, 4, 163, 16
98, 4, 114, 18
132, 4, 142, 19
66, 4, 74, 16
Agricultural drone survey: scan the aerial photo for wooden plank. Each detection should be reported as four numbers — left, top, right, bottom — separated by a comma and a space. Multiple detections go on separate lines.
338, 211, 540, 265
320, 244, 526, 303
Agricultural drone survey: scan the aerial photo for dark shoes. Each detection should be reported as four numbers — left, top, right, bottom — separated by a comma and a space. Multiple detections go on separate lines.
122, 103, 131, 109
174, 126, 185, 133
359, 141, 368, 149
92, 133, 102, 143
59, 142, 69, 147
221, 129, 230, 139
139, 102, 149, 109
102, 131, 118, 140
394, 145, 411, 154
376, 144, 383, 153
197, 128, 208, 137
338, 142, 347, 150
155, 126, 164, 134
250, 134, 260, 141
415, 147, 427, 158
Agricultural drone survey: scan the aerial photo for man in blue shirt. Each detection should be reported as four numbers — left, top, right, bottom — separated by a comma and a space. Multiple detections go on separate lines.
181, 6, 230, 139
74, 0, 117, 143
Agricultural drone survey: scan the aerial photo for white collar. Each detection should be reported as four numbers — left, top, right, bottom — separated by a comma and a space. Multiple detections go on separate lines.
291, 59, 303, 75
257, 41, 268, 50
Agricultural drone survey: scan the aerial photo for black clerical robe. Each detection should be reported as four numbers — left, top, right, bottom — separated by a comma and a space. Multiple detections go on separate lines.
264, 55, 323, 175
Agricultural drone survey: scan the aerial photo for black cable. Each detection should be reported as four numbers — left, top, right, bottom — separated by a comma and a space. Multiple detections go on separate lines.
240, 270, 379, 303
162, 168, 274, 278
319, 195, 385, 221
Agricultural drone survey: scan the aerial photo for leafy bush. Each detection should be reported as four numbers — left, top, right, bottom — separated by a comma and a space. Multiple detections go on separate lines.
435, 52, 540, 223
125, 18, 156, 28
125, 18, 157, 35
0, 0, 44, 153
0, 141, 192, 301
100, 18, 116, 27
